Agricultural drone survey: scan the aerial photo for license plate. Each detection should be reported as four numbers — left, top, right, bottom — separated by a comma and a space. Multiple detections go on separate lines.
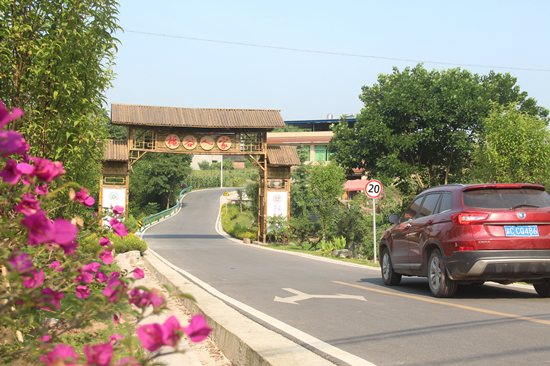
504, 226, 539, 236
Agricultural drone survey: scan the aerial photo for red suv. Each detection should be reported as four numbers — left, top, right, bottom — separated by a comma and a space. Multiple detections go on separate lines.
379, 183, 550, 297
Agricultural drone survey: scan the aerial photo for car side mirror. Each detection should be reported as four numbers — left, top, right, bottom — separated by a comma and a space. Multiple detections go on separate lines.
388, 214, 399, 224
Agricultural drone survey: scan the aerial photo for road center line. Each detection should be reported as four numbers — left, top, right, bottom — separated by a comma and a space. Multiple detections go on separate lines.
333, 281, 550, 326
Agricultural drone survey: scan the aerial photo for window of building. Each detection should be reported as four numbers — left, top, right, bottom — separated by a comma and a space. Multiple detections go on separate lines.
314, 145, 330, 162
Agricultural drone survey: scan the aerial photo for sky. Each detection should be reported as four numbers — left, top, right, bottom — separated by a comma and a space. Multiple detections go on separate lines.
105, 0, 550, 121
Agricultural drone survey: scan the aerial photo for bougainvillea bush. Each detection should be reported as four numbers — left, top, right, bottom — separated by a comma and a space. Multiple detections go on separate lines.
0, 102, 211, 365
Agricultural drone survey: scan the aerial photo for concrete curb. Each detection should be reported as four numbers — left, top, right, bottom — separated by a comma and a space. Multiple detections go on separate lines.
142, 250, 336, 366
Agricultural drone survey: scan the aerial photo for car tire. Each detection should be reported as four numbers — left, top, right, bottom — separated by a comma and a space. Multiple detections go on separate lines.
428, 249, 457, 298
534, 280, 550, 298
381, 248, 401, 286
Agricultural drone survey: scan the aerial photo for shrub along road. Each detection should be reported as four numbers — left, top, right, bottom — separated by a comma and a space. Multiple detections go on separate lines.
142, 188, 550, 366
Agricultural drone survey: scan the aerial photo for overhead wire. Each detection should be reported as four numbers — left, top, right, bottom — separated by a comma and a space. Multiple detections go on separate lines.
125, 30, 550, 72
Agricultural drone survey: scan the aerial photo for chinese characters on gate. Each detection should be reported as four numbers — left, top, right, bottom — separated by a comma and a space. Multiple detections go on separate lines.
164, 134, 232, 151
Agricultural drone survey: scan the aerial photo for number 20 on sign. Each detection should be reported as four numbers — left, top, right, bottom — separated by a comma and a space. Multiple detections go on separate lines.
364, 180, 383, 263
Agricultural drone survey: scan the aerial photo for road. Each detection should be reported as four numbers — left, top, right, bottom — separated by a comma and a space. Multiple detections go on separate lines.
142, 188, 550, 366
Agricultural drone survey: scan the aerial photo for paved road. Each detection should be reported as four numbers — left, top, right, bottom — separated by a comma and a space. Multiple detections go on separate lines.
143, 188, 550, 366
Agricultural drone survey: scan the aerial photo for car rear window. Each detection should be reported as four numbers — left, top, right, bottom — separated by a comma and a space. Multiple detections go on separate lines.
463, 188, 550, 209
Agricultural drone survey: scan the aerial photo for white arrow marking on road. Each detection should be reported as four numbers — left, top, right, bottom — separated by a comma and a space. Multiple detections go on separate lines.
274, 288, 367, 305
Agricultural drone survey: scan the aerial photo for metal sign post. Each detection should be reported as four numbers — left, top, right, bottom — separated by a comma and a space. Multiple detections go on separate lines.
364, 179, 383, 263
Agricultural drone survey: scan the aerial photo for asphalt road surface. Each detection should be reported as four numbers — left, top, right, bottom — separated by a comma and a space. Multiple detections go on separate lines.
142, 188, 550, 366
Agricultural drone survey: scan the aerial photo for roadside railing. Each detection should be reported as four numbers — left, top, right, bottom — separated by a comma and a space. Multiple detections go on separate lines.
138, 186, 193, 232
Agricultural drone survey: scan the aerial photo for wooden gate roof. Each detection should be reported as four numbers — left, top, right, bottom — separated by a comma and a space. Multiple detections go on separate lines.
103, 140, 128, 161
111, 103, 286, 129
266, 146, 301, 166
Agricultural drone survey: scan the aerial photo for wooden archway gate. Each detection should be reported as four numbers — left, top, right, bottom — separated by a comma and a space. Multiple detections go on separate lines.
101, 103, 300, 242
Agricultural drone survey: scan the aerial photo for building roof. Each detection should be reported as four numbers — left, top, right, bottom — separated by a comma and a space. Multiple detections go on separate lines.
103, 140, 128, 161
111, 103, 286, 129
266, 145, 301, 166
344, 179, 368, 192
267, 134, 332, 144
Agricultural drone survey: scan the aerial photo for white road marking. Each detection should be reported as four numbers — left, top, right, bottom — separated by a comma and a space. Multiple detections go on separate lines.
274, 288, 368, 305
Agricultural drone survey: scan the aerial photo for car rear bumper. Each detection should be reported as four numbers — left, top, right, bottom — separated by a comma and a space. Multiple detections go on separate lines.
445, 250, 550, 281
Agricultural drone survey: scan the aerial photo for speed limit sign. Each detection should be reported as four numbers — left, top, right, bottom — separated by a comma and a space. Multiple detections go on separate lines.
364, 179, 383, 199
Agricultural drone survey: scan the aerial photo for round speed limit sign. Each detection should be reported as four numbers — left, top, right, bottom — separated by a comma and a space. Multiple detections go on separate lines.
364, 179, 383, 199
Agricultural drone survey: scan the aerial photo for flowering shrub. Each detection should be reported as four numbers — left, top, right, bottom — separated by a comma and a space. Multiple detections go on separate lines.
0, 102, 211, 364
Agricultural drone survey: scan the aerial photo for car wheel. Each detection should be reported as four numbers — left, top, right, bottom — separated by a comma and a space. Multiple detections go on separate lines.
428, 249, 457, 298
534, 280, 550, 298
381, 248, 401, 286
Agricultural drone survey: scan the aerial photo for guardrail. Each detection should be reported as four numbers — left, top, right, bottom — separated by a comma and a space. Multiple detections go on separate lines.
138, 186, 193, 232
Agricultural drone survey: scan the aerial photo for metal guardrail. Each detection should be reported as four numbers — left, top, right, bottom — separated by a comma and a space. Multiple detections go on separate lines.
138, 186, 193, 232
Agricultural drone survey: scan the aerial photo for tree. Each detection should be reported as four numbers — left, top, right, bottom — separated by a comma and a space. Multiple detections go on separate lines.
130, 153, 193, 211
0, 1, 120, 190
309, 162, 346, 240
472, 103, 550, 185
329, 64, 549, 194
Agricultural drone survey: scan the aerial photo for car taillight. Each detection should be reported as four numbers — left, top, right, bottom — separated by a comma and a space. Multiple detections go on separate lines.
458, 246, 475, 251
451, 212, 489, 225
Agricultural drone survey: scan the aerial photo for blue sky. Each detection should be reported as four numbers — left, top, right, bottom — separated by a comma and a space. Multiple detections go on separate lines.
106, 0, 550, 121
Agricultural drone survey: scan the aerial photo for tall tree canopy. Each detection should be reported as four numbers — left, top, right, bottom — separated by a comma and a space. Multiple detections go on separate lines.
472, 103, 550, 186
0, 0, 120, 188
329, 64, 549, 194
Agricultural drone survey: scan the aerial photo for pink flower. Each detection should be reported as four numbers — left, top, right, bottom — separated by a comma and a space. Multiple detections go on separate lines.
162, 315, 184, 347
110, 271, 120, 278
74, 187, 95, 207
113, 205, 124, 216
58, 241, 78, 255
17, 162, 34, 175
184, 314, 212, 343
75, 285, 90, 299
109, 218, 119, 227
36, 184, 49, 195
137, 323, 164, 352
21, 210, 53, 245
75, 262, 101, 284
38, 288, 64, 311
109, 334, 123, 345
38, 334, 51, 343
39, 344, 78, 365
22, 269, 44, 288
48, 260, 61, 270
22, 176, 30, 185
133, 268, 144, 279
0, 130, 28, 157
95, 271, 108, 283
7, 251, 33, 272
83, 342, 113, 366
99, 250, 114, 265
102, 277, 126, 303
0, 159, 22, 184
15, 193, 40, 216
0, 101, 24, 130
112, 223, 128, 237
128, 288, 164, 309
99, 236, 111, 247
30, 157, 65, 183
51, 219, 77, 245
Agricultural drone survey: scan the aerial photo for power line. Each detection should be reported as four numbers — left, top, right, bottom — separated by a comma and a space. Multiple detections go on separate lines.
126, 30, 550, 72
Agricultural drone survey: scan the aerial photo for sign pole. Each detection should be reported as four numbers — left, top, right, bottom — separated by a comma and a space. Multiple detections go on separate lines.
220, 155, 223, 188
364, 179, 383, 264
373, 198, 377, 263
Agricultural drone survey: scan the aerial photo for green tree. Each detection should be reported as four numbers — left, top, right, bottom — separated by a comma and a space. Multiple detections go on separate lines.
329, 64, 549, 194
472, 103, 550, 185
0, 1, 120, 190
130, 153, 192, 212
309, 162, 346, 240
